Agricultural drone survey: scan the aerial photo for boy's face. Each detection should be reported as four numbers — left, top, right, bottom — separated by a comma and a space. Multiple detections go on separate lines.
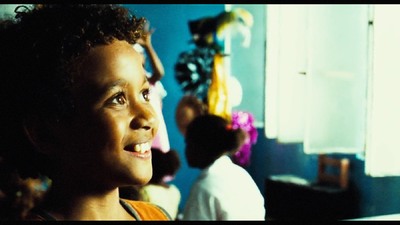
51, 40, 159, 188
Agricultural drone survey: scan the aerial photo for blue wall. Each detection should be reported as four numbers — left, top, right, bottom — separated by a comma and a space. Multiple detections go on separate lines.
125, 4, 400, 218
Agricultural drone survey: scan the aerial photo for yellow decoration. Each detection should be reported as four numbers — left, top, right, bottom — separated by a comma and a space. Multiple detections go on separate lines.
207, 54, 231, 122
215, 8, 254, 48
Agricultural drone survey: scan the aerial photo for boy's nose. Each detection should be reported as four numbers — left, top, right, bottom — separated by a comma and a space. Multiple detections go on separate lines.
129, 104, 159, 132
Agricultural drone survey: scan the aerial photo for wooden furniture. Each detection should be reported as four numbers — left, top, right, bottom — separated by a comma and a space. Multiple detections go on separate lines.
317, 154, 350, 189
265, 155, 358, 220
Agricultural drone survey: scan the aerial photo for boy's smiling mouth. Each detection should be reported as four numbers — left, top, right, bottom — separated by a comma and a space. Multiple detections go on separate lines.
124, 142, 151, 156
133, 142, 150, 154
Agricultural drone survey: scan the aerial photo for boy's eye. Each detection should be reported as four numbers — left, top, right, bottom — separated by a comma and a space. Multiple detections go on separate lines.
111, 92, 127, 105
142, 89, 151, 102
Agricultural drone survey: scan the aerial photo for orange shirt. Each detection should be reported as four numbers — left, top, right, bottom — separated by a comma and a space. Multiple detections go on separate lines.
121, 199, 172, 220
24, 199, 172, 221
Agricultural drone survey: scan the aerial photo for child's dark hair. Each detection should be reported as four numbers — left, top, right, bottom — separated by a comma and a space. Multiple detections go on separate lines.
185, 114, 247, 168
149, 148, 181, 185
0, 4, 145, 179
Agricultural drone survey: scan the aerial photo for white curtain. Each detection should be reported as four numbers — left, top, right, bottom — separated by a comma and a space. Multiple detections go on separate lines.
304, 5, 369, 154
365, 5, 400, 177
265, 5, 307, 143
265, 5, 368, 154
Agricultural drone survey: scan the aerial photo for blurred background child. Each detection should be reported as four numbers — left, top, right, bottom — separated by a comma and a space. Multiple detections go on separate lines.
182, 114, 265, 220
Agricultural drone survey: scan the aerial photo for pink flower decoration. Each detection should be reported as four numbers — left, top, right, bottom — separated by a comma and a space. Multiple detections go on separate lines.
231, 111, 258, 167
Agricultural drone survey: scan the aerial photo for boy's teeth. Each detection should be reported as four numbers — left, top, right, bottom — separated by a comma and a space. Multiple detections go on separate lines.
133, 143, 150, 153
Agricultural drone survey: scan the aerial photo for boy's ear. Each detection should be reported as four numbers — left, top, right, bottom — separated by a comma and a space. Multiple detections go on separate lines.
23, 118, 56, 154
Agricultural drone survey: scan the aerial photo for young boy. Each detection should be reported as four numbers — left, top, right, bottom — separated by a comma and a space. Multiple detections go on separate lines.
0, 4, 171, 220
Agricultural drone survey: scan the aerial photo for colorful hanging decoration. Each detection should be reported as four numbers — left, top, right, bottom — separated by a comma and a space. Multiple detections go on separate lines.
174, 46, 218, 102
189, 7, 254, 50
207, 53, 231, 122
174, 9, 257, 166
231, 111, 258, 167
174, 8, 253, 99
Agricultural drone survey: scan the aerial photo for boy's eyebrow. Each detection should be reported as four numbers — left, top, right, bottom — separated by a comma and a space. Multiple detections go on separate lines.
105, 79, 128, 91
105, 76, 149, 92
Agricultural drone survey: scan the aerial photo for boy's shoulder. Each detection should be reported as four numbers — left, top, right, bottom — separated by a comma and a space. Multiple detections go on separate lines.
120, 198, 172, 221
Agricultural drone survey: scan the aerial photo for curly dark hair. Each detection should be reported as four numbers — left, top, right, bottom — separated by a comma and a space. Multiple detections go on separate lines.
185, 114, 247, 169
0, 4, 146, 179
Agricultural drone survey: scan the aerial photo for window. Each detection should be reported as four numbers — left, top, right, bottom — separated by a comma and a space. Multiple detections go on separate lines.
265, 5, 400, 176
